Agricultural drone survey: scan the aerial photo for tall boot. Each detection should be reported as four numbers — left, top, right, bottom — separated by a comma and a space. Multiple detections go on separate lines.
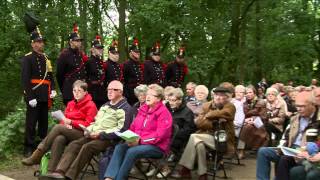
21, 148, 44, 166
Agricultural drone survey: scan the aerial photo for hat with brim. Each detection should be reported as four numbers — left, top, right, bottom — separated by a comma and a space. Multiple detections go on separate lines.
213, 87, 230, 93
30, 27, 45, 42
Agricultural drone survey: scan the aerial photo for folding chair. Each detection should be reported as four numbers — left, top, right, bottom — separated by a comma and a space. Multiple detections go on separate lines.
79, 154, 100, 180
207, 119, 228, 179
130, 124, 180, 180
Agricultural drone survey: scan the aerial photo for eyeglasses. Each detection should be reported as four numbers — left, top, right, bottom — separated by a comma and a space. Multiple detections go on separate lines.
168, 98, 180, 102
107, 88, 121, 92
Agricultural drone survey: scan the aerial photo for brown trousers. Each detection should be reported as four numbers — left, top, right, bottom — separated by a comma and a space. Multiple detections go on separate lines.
37, 124, 83, 172
56, 137, 111, 180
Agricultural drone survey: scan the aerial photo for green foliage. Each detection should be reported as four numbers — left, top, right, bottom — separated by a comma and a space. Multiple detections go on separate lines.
0, 94, 64, 160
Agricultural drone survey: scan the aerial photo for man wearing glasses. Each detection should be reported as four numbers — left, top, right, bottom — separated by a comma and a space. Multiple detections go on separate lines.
56, 23, 88, 105
46, 80, 133, 179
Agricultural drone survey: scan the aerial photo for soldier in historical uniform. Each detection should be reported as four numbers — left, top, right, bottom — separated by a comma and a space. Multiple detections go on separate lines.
21, 16, 56, 156
56, 23, 88, 105
123, 38, 144, 105
165, 46, 189, 88
144, 41, 166, 87
105, 39, 123, 86
85, 35, 107, 109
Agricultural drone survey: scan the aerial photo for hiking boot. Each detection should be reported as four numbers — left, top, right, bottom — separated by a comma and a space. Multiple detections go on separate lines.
21, 148, 44, 166
170, 166, 191, 179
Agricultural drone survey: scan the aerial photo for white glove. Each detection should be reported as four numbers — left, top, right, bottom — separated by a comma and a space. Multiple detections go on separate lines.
29, 99, 37, 107
50, 90, 57, 98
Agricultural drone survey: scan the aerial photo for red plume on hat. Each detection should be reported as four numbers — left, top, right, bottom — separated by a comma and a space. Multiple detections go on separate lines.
96, 34, 101, 43
151, 41, 160, 55
177, 45, 186, 58
133, 38, 139, 46
73, 23, 79, 33
109, 39, 119, 53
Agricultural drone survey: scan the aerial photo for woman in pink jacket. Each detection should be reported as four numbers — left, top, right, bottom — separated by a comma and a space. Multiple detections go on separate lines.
104, 84, 173, 180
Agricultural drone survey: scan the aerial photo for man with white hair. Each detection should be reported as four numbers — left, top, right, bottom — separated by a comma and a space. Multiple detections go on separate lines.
47, 81, 133, 180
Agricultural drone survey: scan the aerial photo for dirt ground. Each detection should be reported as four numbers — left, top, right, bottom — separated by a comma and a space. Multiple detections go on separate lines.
0, 156, 261, 180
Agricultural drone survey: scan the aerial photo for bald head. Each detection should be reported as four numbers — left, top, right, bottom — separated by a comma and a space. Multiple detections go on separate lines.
107, 80, 123, 103
295, 91, 315, 117
108, 80, 123, 91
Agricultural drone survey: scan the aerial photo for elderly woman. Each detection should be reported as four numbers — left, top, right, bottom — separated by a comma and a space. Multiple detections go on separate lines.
264, 87, 286, 145
230, 85, 246, 158
22, 80, 98, 172
239, 85, 267, 154
156, 88, 197, 178
104, 84, 173, 180
132, 84, 148, 117
187, 85, 209, 118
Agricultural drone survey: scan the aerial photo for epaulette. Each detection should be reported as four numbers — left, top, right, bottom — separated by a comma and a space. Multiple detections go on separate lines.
25, 52, 32, 56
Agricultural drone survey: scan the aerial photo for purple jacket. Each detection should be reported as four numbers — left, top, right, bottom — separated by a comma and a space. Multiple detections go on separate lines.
130, 101, 173, 154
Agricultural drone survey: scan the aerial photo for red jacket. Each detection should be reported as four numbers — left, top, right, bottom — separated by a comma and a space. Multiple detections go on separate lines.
61, 93, 98, 129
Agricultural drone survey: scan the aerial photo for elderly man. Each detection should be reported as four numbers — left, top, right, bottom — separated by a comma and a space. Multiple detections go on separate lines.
171, 87, 236, 180
185, 82, 197, 102
47, 80, 133, 179
256, 91, 318, 180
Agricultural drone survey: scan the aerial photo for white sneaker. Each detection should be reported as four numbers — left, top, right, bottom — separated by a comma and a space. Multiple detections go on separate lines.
156, 168, 171, 178
146, 167, 156, 177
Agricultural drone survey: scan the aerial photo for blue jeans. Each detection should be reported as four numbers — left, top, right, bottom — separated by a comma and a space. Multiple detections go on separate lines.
104, 143, 163, 180
256, 147, 280, 180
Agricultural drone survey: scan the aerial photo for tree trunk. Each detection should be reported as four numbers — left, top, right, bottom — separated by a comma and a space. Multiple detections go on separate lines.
254, 0, 262, 82
79, 0, 88, 51
118, 0, 127, 62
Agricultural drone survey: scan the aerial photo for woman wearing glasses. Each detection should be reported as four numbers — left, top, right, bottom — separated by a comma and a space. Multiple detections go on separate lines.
104, 84, 173, 180
22, 80, 97, 172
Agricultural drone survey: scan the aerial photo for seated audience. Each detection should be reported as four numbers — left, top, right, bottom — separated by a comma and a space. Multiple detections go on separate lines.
231, 85, 246, 159
132, 84, 148, 117
171, 87, 236, 180
22, 80, 98, 173
187, 85, 209, 118
264, 87, 286, 145
156, 88, 197, 178
185, 82, 197, 102
239, 85, 267, 154
103, 84, 173, 180
46, 80, 133, 179
256, 91, 318, 180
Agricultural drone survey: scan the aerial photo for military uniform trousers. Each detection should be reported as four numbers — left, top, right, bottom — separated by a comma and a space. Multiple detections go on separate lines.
178, 133, 215, 176
37, 124, 84, 172
56, 137, 111, 180
25, 101, 49, 151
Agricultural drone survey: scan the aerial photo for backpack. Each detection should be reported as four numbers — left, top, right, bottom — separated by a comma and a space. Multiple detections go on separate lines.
34, 152, 51, 178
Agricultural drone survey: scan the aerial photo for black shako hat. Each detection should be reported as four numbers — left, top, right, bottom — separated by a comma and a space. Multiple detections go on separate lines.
91, 35, 104, 48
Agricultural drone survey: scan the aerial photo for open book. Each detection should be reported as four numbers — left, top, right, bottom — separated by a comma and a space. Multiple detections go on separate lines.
51, 110, 65, 122
115, 130, 140, 142
281, 147, 301, 157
